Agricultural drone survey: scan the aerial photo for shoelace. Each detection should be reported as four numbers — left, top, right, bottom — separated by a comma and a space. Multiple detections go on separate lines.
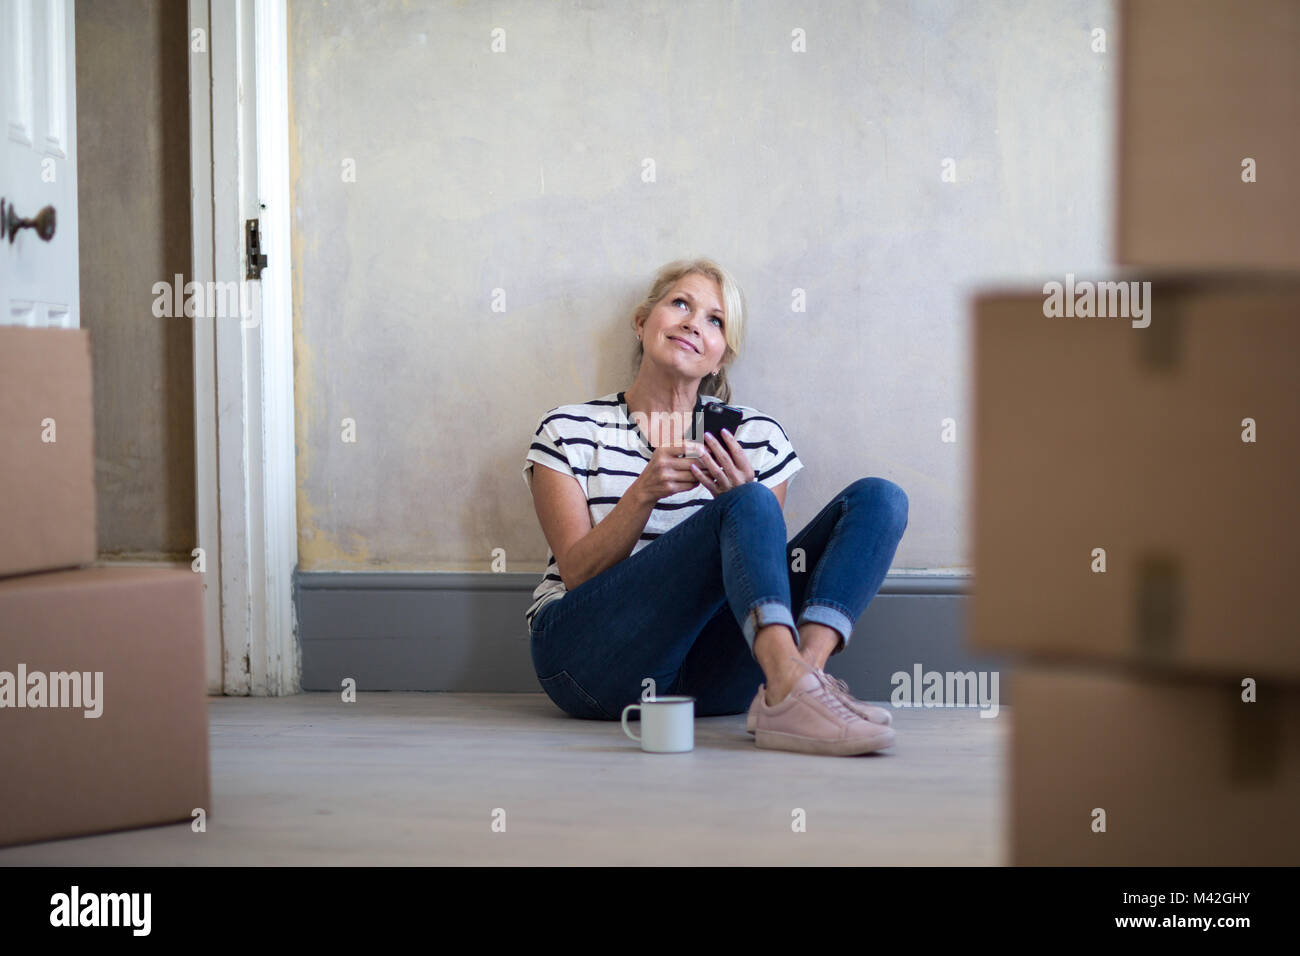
824, 672, 855, 700
808, 667, 861, 722
824, 672, 888, 720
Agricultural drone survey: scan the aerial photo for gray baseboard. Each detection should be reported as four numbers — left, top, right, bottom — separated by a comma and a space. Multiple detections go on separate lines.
294, 570, 1014, 704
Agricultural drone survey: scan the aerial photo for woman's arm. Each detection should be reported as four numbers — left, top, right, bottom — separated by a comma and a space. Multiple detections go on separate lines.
531, 465, 788, 591
529, 464, 656, 591
770, 479, 788, 510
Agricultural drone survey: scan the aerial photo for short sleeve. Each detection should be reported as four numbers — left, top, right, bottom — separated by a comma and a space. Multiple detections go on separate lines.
743, 412, 804, 489
523, 409, 577, 492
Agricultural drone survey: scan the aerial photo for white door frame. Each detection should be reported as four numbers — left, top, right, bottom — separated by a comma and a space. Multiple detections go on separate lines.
188, 0, 299, 695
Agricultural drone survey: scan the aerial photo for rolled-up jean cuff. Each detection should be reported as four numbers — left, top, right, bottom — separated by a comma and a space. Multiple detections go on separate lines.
742, 600, 799, 658
797, 603, 854, 654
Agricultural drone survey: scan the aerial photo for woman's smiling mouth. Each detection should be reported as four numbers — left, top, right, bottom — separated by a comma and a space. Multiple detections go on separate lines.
667, 335, 699, 353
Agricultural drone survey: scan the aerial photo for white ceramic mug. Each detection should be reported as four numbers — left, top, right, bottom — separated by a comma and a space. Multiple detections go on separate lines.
621, 696, 695, 753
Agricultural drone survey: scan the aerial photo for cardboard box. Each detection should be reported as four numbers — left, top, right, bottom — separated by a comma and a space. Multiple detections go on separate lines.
969, 277, 1300, 679
0, 327, 97, 577
1011, 666, 1300, 865
0, 566, 210, 847
1116, 0, 1300, 269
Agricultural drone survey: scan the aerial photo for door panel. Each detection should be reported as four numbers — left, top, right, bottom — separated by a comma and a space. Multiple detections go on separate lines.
2, 0, 79, 329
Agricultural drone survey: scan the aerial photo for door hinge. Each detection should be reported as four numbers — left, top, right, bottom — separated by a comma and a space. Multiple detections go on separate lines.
245, 218, 268, 279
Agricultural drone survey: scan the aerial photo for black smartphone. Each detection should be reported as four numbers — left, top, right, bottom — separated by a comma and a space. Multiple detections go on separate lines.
700, 403, 744, 443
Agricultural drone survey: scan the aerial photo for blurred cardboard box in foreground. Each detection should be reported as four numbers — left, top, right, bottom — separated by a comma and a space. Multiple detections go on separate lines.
1011, 666, 1298, 865
1117, 0, 1300, 270
0, 327, 96, 578
0, 566, 210, 848
970, 277, 1300, 680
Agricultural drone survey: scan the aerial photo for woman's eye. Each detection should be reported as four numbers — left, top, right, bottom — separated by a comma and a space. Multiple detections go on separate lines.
674, 298, 722, 326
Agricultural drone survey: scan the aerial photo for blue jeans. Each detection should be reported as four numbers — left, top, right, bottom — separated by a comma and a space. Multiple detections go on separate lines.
528, 477, 909, 720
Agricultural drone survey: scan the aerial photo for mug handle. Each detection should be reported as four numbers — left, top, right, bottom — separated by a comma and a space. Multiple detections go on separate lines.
621, 704, 641, 741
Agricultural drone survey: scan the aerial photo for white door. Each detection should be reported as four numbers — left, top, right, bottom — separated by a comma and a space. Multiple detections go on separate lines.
1, 0, 78, 328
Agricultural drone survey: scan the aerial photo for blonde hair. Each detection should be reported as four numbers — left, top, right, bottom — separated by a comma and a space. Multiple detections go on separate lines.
631, 258, 747, 404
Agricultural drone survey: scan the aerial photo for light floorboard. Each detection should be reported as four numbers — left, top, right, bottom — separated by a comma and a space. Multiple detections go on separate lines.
0, 692, 1007, 865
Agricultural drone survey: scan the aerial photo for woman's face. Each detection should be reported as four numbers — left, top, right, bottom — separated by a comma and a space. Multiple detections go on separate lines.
638, 274, 728, 381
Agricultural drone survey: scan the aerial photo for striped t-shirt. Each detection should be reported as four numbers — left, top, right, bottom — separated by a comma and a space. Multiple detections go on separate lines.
521, 390, 804, 629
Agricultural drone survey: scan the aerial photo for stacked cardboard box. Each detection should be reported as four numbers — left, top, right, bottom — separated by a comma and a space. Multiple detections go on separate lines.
0, 327, 210, 847
970, 0, 1300, 866
1114, 0, 1299, 270
971, 280, 1300, 865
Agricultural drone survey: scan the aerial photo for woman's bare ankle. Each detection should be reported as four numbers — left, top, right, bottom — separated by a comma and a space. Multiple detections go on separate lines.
754, 623, 802, 705
764, 657, 806, 706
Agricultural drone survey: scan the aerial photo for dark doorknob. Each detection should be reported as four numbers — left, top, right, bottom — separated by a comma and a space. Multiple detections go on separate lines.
1, 199, 57, 243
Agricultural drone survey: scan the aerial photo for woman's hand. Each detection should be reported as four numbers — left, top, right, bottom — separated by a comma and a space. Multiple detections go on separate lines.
633, 440, 708, 504
691, 429, 756, 497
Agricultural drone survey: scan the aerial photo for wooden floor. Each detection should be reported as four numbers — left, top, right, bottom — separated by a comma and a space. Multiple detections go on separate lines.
0, 692, 1008, 865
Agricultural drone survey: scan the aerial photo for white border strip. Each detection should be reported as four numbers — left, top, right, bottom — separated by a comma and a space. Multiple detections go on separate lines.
254, 0, 300, 693
189, 0, 299, 695
187, 0, 223, 693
